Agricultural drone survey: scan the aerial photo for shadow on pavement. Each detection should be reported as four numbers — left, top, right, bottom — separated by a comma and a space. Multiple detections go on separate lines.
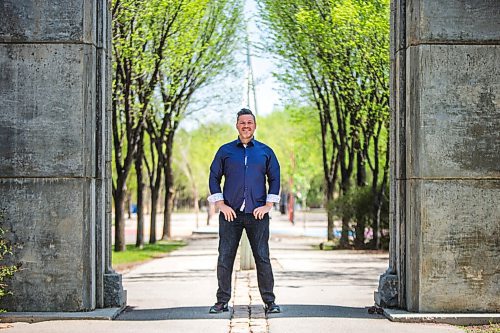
267, 305, 384, 319
116, 306, 230, 320
116, 304, 383, 321
124, 270, 215, 283
275, 269, 384, 286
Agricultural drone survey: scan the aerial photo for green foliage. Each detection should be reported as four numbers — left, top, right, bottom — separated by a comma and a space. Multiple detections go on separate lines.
0, 210, 17, 309
327, 183, 389, 248
258, 106, 323, 205
112, 241, 185, 266
173, 122, 235, 202
329, 186, 372, 224
111, 0, 244, 244
257, 0, 390, 244
305, 174, 325, 208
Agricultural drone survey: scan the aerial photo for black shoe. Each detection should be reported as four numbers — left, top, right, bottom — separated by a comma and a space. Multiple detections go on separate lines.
209, 302, 229, 314
264, 302, 281, 313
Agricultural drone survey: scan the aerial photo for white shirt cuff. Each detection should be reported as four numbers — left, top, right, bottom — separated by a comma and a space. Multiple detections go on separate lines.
207, 193, 224, 203
266, 194, 280, 203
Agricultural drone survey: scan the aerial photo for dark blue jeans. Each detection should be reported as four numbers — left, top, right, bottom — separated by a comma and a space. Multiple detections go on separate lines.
216, 211, 276, 304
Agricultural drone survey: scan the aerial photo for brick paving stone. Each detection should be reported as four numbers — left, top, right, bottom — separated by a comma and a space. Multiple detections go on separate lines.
230, 327, 249, 333
229, 261, 269, 333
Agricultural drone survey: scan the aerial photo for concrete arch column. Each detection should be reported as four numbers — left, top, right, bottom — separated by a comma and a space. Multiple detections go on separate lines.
0, 1, 125, 311
377, 0, 500, 312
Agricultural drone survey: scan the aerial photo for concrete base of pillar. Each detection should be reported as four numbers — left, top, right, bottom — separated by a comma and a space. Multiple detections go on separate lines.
383, 308, 500, 326
103, 273, 127, 308
0, 307, 124, 324
374, 270, 398, 308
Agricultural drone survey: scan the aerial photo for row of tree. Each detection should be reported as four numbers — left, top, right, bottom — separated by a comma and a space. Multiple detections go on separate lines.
111, 0, 243, 251
111, 0, 391, 250
257, 0, 390, 248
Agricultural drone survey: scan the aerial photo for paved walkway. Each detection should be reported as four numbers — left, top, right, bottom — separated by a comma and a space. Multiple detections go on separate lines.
116, 209, 345, 244
5, 219, 463, 333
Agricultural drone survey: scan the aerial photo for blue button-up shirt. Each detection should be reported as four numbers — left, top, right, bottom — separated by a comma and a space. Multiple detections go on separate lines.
208, 137, 280, 213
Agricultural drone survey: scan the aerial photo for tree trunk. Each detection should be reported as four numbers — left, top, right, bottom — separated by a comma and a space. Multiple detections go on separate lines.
354, 150, 367, 248
126, 192, 132, 219
371, 132, 381, 249
193, 187, 199, 228
162, 137, 175, 240
374, 138, 390, 249
113, 185, 126, 252
354, 219, 365, 249
162, 182, 175, 240
356, 150, 366, 187
325, 180, 335, 241
149, 187, 159, 244
135, 136, 145, 248
339, 178, 351, 248
340, 216, 350, 248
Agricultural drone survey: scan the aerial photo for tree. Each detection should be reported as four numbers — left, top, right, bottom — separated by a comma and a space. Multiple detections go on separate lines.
173, 123, 235, 223
112, 0, 243, 247
257, 106, 322, 214
145, 0, 243, 241
112, 0, 183, 251
258, 0, 390, 246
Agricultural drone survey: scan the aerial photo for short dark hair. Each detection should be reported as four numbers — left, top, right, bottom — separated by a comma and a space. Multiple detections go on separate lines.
237, 108, 255, 122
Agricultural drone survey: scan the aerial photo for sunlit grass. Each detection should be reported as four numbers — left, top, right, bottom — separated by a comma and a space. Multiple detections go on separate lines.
463, 324, 500, 333
112, 241, 186, 266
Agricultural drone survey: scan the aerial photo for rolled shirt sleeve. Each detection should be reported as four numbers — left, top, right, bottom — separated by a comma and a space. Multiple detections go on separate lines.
266, 148, 281, 198
266, 194, 280, 203
208, 193, 224, 203
208, 148, 224, 201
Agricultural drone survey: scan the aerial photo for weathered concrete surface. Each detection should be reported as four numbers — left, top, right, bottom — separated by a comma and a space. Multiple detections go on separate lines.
406, 0, 500, 45
404, 43, 500, 312
0, 44, 96, 178
385, 309, 500, 326
0, 308, 123, 324
0, 0, 124, 312
407, 44, 500, 178
379, 0, 500, 313
374, 271, 398, 308
0, 1, 96, 44
0, 179, 96, 311
408, 180, 500, 312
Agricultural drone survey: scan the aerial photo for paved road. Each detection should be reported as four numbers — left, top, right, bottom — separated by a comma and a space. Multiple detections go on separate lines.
6, 231, 463, 333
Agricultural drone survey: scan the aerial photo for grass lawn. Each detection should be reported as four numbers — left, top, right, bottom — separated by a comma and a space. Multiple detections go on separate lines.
112, 241, 186, 267
463, 324, 500, 333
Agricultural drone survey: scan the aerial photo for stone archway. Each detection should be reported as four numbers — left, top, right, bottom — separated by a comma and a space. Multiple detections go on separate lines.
376, 0, 499, 312
0, 0, 498, 314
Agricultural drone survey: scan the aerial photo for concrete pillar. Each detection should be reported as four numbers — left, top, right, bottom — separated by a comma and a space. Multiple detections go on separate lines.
0, 1, 125, 311
377, 0, 500, 312
240, 231, 255, 270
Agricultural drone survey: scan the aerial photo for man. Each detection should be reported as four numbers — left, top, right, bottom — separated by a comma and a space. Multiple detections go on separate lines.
207, 108, 281, 314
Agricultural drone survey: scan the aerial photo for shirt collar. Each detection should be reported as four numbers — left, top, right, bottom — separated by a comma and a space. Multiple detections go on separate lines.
236, 136, 255, 147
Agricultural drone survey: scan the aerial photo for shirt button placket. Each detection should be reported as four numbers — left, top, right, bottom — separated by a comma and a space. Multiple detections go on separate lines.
243, 147, 248, 211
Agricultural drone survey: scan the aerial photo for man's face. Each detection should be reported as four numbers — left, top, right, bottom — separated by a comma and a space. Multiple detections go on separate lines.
236, 114, 256, 141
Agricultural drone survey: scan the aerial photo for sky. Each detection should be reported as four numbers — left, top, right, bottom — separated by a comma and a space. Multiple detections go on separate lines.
181, 0, 283, 130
